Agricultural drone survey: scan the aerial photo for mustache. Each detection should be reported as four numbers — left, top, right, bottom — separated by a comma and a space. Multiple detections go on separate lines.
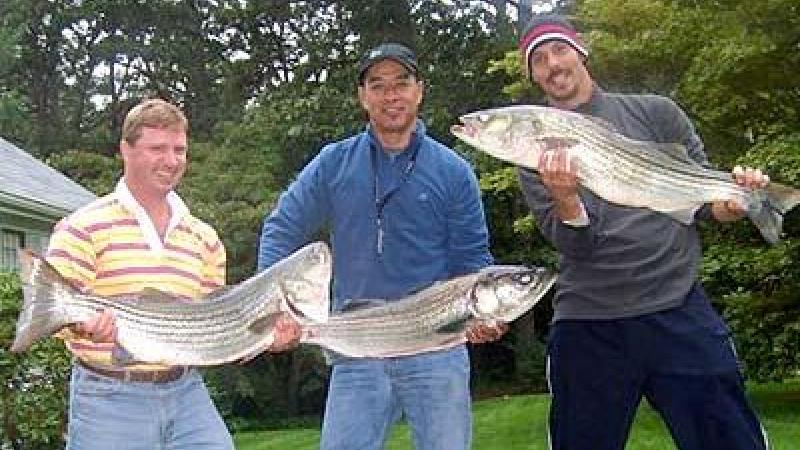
546, 68, 570, 83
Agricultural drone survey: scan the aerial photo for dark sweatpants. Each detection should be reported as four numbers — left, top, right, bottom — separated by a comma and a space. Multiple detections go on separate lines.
547, 284, 769, 450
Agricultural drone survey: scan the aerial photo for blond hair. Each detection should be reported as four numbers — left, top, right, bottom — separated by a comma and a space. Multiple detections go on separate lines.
121, 98, 188, 145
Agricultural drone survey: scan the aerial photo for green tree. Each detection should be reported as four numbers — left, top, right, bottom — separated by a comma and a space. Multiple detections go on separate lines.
0, 1, 33, 148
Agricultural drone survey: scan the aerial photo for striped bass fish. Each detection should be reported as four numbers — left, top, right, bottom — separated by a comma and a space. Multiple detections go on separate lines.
11, 242, 331, 366
451, 105, 800, 244
293, 265, 556, 359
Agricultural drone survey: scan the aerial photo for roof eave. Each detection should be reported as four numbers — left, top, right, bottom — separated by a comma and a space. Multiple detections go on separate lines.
0, 191, 73, 222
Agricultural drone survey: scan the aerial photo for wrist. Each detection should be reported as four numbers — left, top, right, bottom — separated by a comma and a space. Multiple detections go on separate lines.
554, 195, 584, 221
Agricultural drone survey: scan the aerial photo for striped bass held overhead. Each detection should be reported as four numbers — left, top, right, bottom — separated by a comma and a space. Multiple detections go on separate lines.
291, 265, 557, 359
11, 242, 331, 366
451, 105, 800, 244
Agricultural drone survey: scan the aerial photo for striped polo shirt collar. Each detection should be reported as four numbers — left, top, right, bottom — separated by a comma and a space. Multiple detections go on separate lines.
114, 179, 189, 251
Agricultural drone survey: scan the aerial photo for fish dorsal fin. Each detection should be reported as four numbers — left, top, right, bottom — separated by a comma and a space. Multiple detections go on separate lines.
136, 288, 177, 304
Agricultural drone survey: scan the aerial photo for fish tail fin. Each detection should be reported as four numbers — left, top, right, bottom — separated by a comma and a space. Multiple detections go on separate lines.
750, 182, 800, 244
11, 250, 76, 352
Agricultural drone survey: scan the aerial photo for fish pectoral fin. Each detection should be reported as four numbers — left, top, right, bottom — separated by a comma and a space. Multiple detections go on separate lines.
236, 341, 272, 364
435, 318, 470, 334
238, 315, 284, 364
248, 313, 282, 335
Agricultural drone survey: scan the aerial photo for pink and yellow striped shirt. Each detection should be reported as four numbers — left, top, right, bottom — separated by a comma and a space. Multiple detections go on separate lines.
46, 180, 226, 370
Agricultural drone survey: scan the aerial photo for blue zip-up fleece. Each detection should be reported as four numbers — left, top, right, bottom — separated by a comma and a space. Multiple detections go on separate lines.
258, 120, 492, 311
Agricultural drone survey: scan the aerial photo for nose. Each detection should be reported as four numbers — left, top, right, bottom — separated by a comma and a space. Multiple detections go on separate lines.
163, 148, 183, 167
383, 84, 401, 100
544, 56, 562, 72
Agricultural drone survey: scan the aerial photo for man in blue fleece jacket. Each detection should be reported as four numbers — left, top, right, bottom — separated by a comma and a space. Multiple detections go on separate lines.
517, 15, 769, 450
258, 43, 504, 450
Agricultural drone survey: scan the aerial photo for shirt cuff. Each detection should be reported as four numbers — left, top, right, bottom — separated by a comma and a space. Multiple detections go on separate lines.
561, 201, 589, 227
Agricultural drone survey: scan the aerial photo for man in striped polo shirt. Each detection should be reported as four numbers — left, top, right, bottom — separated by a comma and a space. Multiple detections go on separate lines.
46, 98, 296, 450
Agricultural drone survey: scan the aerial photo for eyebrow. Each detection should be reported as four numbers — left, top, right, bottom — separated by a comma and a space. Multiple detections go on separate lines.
365, 71, 414, 84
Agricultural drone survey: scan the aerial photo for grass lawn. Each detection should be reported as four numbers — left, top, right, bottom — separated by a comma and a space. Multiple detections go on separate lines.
234, 380, 800, 449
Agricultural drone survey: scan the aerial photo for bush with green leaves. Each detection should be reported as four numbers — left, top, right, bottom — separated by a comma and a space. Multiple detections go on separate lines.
701, 133, 800, 382
1, 272, 71, 450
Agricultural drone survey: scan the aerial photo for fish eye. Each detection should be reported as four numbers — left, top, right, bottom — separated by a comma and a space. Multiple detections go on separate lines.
512, 273, 532, 284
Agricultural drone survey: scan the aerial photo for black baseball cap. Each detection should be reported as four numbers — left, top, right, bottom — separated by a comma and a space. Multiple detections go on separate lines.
357, 43, 419, 85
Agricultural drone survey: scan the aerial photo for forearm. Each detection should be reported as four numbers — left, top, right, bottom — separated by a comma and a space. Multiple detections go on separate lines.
554, 194, 585, 222
518, 169, 596, 257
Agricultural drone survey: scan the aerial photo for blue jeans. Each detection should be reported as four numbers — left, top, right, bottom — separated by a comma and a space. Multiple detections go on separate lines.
66, 363, 233, 450
320, 345, 471, 450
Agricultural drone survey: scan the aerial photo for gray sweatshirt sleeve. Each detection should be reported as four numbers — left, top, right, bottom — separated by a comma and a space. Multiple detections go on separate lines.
517, 167, 597, 258
646, 96, 715, 220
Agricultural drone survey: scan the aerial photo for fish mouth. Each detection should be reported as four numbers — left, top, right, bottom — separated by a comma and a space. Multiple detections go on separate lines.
450, 122, 477, 138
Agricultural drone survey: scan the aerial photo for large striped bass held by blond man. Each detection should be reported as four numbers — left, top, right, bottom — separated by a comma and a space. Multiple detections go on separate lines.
451, 105, 800, 244
11, 242, 331, 366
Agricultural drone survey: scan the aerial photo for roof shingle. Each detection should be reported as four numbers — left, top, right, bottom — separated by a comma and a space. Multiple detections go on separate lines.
0, 137, 96, 215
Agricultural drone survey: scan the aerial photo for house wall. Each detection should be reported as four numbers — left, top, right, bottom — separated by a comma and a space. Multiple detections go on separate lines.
0, 209, 55, 271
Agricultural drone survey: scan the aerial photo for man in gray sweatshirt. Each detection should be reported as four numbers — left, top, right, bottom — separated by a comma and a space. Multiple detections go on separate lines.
517, 15, 769, 450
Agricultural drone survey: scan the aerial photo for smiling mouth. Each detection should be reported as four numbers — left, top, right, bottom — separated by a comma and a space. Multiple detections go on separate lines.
547, 70, 570, 84
451, 123, 477, 138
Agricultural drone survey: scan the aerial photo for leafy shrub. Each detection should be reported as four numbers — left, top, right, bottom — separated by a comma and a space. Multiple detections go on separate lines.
1, 272, 71, 450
